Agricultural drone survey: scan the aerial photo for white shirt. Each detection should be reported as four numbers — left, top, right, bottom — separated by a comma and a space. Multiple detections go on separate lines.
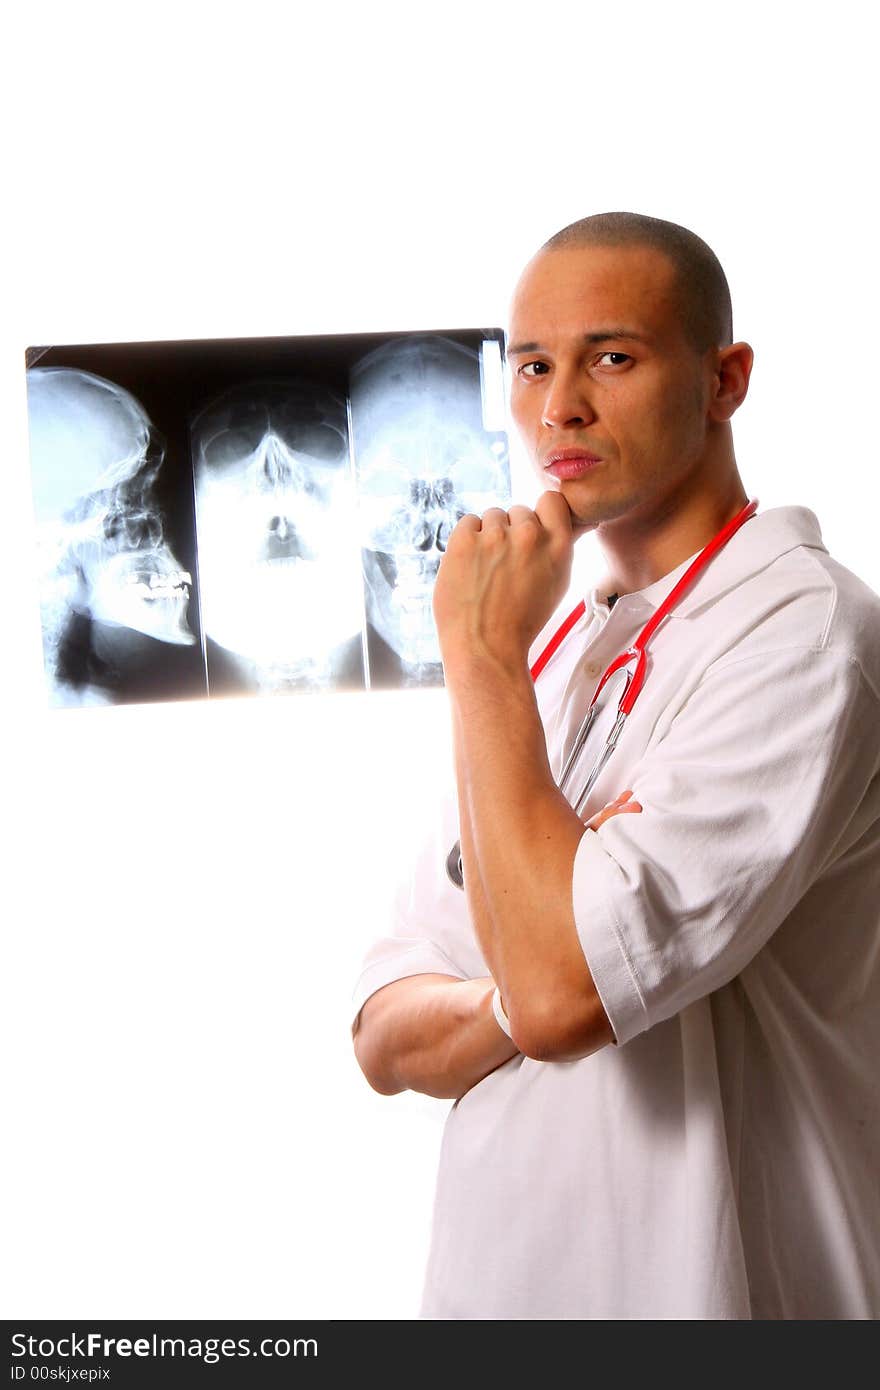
352, 507, 880, 1319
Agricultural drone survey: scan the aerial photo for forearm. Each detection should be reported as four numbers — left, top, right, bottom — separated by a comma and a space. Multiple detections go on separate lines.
353, 973, 520, 1101
453, 733, 500, 989
447, 648, 611, 1059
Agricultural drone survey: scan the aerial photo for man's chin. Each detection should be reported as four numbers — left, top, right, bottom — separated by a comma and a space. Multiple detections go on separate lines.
535, 476, 606, 535
558, 492, 601, 538
538, 482, 596, 534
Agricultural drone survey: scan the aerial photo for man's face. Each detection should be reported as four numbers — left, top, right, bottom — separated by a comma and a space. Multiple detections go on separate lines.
507, 245, 717, 534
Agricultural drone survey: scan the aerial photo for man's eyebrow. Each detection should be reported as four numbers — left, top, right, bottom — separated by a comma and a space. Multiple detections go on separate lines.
506, 329, 652, 355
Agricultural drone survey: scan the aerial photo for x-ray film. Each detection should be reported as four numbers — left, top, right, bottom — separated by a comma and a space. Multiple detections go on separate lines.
25, 328, 510, 705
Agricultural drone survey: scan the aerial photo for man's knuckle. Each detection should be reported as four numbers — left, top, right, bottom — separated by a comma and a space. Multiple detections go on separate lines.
513, 516, 542, 549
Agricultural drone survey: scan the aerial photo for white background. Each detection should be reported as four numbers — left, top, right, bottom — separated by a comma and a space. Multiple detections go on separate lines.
2, 0, 877, 1320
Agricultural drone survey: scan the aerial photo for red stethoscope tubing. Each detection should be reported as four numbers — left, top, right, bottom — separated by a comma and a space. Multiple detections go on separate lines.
529, 498, 759, 713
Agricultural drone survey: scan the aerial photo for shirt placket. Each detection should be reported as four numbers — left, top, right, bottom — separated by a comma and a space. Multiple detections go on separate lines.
547, 597, 652, 785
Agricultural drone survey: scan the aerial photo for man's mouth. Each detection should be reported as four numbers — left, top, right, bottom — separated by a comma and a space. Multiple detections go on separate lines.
544, 449, 603, 481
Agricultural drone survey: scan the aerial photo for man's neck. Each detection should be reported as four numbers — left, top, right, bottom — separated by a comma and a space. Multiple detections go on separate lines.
595, 476, 749, 598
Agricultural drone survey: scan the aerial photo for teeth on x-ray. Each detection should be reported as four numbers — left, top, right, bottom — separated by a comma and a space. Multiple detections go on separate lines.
191, 380, 364, 693
27, 367, 195, 708
124, 570, 193, 598
349, 335, 511, 684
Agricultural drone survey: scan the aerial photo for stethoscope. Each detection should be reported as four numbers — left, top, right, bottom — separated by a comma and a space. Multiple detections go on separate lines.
445, 497, 759, 889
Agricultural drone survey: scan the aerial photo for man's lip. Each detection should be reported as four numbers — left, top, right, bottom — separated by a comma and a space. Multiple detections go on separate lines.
544, 450, 603, 481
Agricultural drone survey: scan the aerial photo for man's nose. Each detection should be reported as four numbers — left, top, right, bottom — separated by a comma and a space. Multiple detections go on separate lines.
541, 370, 596, 429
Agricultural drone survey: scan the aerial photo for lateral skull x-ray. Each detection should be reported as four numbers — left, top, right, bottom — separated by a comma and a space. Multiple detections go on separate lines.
191, 380, 364, 693
27, 367, 195, 707
349, 335, 511, 686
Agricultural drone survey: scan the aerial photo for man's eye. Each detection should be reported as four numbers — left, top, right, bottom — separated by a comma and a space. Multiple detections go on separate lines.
597, 352, 631, 367
518, 361, 550, 378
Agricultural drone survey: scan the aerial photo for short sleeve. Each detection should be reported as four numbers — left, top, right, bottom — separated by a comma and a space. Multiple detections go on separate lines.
351, 789, 490, 1033
573, 645, 880, 1047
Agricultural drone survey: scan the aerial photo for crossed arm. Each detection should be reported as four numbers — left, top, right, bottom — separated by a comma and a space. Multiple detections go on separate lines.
353, 497, 640, 1101
353, 792, 639, 1099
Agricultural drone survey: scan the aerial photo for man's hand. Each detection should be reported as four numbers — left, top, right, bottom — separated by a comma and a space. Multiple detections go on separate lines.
432, 491, 575, 672
584, 789, 643, 832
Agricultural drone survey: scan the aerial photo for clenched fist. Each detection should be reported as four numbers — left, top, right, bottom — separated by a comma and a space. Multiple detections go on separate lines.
432, 491, 575, 673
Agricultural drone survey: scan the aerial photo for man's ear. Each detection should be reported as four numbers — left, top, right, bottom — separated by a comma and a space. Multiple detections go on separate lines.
708, 341, 754, 422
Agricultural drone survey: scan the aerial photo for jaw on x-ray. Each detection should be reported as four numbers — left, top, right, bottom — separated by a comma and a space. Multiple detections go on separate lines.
27, 367, 194, 707
349, 335, 510, 686
191, 380, 364, 693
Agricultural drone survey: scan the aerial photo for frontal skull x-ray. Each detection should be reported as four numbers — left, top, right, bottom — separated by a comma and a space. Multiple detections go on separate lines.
349, 335, 510, 686
191, 380, 364, 693
27, 367, 195, 707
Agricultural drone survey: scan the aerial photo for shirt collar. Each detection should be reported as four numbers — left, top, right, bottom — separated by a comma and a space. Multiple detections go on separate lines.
587, 506, 827, 620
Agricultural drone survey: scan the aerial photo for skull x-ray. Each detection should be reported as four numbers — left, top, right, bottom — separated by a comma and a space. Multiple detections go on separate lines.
349, 335, 510, 687
27, 367, 196, 707
26, 328, 510, 705
191, 380, 365, 694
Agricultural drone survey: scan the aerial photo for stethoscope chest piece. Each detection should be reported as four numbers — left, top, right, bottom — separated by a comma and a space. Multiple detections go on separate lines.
446, 839, 464, 889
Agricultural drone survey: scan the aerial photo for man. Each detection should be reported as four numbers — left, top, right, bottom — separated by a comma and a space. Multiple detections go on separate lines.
351, 213, 880, 1319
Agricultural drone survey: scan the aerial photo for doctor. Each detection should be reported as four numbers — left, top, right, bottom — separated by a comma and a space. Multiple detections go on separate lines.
351, 212, 880, 1319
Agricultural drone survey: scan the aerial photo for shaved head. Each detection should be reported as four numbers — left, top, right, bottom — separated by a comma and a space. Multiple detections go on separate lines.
540, 212, 733, 353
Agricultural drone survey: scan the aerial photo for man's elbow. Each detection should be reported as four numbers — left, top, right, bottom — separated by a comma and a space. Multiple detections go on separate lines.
352, 1023, 405, 1096
507, 992, 614, 1064
352, 1029, 466, 1100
